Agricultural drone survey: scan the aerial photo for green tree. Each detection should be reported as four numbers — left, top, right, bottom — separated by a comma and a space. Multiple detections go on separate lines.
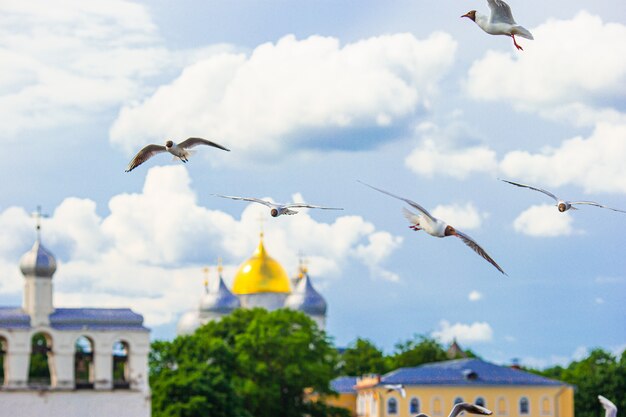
389, 334, 448, 369
339, 338, 389, 376
150, 308, 350, 417
530, 348, 626, 417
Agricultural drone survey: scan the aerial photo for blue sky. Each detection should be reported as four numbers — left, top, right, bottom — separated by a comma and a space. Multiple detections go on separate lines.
1, 0, 625, 368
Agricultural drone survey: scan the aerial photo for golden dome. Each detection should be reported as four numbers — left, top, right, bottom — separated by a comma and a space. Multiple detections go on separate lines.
232, 234, 291, 295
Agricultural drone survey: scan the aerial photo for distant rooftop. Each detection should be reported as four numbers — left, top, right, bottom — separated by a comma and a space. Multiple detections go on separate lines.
331, 376, 358, 394
380, 358, 568, 386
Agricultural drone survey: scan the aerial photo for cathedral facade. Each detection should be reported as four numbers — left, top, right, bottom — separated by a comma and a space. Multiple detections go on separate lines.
177, 232, 327, 335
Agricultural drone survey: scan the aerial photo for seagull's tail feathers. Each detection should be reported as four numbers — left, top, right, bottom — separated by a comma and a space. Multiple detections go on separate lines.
513, 25, 533, 40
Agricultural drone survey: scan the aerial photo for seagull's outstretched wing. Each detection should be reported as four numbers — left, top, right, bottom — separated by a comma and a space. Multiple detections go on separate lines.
454, 230, 507, 276
125, 144, 167, 172
449, 403, 494, 417
178, 137, 230, 152
383, 384, 406, 398
500, 179, 559, 202
286, 203, 343, 211
570, 201, 626, 213
487, 0, 516, 24
358, 181, 436, 222
598, 395, 617, 417
211, 194, 275, 208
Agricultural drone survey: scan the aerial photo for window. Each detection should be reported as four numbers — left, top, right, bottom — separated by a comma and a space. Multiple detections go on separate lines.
74, 336, 94, 389
113, 340, 130, 389
410, 398, 420, 414
519, 397, 530, 415
387, 398, 398, 415
454, 397, 464, 405
542, 397, 552, 415
433, 397, 443, 416
0, 336, 7, 385
476, 397, 486, 407
28, 332, 53, 388
497, 397, 507, 415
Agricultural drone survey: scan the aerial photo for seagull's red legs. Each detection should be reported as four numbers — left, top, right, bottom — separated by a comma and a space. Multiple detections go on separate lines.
512, 34, 523, 51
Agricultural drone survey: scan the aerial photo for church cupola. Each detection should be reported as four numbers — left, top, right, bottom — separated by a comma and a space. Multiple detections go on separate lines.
285, 262, 327, 329
20, 207, 55, 325
199, 262, 240, 315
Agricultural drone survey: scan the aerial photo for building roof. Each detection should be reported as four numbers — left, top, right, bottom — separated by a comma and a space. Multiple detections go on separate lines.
331, 376, 358, 394
48, 308, 149, 331
200, 274, 240, 313
0, 307, 31, 329
380, 358, 567, 386
232, 233, 291, 295
284, 273, 327, 316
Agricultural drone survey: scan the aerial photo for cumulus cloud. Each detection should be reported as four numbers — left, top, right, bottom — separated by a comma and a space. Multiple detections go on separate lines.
465, 12, 626, 120
500, 123, 626, 194
0, 166, 402, 325
405, 138, 498, 179
407, 122, 626, 196
110, 32, 457, 156
431, 202, 487, 230
468, 290, 483, 302
432, 320, 493, 344
512, 204, 575, 237
0, 0, 171, 137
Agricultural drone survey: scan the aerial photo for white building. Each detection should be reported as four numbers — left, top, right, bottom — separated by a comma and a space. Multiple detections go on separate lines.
0, 233, 151, 417
177, 232, 327, 335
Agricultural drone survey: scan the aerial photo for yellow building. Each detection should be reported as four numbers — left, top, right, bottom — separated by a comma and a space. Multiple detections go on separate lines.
326, 358, 574, 417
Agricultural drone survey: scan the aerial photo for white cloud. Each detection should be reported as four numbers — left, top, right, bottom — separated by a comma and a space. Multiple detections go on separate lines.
0, 166, 402, 325
407, 122, 626, 196
468, 290, 483, 302
110, 32, 457, 156
405, 138, 498, 179
512, 204, 575, 237
431, 202, 487, 230
500, 122, 626, 194
465, 12, 626, 119
432, 320, 493, 344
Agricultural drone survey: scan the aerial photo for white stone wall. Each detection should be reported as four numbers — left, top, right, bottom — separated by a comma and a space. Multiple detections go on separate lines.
0, 326, 150, 392
0, 390, 150, 417
238, 292, 288, 310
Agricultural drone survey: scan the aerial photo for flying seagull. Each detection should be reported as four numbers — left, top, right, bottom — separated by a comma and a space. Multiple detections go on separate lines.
462, 0, 533, 51
359, 181, 506, 275
416, 402, 493, 417
383, 384, 406, 399
125, 138, 230, 172
598, 395, 617, 417
500, 179, 626, 213
211, 194, 343, 217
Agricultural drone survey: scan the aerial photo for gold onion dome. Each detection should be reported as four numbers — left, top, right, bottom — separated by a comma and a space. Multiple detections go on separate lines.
232, 233, 291, 295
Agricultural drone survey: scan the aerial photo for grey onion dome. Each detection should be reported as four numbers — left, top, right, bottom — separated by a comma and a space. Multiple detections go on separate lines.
199, 275, 240, 314
285, 274, 327, 316
20, 240, 57, 278
176, 310, 201, 336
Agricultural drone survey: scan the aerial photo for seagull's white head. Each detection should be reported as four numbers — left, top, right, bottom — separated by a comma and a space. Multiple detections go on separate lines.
165, 140, 174, 148
444, 225, 457, 236
270, 208, 279, 217
461, 10, 476, 21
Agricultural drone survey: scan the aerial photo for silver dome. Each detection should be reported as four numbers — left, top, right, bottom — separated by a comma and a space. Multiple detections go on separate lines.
199, 275, 240, 314
20, 240, 57, 278
285, 273, 327, 316
176, 310, 201, 335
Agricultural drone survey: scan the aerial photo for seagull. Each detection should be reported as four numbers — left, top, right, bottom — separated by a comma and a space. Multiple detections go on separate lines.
125, 138, 230, 172
359, 181, 506, 275
500, 179, 626, 213
211, 194, 343, 217
598, 395, 617, 417
461, 0, 533, 51
383, 384, 406, 399
416, 402, 493, 417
